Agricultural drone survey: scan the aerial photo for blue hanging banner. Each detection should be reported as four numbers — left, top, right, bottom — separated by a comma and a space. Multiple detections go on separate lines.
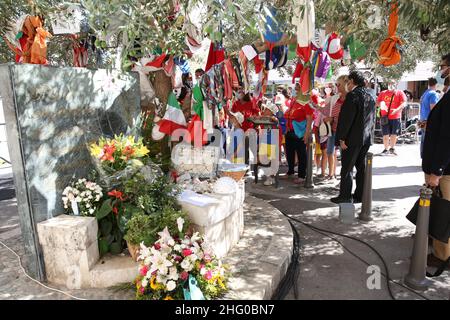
263, 6, 283, 44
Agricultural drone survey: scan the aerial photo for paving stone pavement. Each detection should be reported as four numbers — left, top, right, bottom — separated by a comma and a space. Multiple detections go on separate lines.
247, 143, 450, 300
223, 195, 292, 300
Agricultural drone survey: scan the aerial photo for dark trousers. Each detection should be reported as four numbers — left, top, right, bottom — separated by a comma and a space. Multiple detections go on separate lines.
339, 144, 371, 200
285, 131, 307, 178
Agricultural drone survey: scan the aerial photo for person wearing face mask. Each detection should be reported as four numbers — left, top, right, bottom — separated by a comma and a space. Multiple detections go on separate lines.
376, 80, 407, 156
332, 71, 376, 204
434, 54, 450, 94
422, 53, 450, 266
324, 75, 349, 181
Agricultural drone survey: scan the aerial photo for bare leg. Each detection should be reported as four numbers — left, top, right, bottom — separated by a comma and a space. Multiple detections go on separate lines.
390, 135, 398, 149
328, 152, 334, 177
321, 152, 328, 176
315, 153, 321, 171
383, 135, 390, 150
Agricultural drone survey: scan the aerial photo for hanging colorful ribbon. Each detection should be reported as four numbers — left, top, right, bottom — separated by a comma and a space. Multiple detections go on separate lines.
72, 36, 88, 67
325, 32, 344, 60
311, 45, 331, 81
378, 2, 403, 66
30, 16, 52, 65
292, 44, 313, 94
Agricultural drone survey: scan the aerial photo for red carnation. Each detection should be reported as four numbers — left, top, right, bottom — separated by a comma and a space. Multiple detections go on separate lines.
182, 249, 192, 257
180, 271, 189, 281
139, 265, 149, 276
154, 243, 161, 250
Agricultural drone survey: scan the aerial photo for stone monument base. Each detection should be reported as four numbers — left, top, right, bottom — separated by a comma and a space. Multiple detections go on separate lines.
178, 181, 245, 258
37, 215, 139, 289
36, 184, 246, 289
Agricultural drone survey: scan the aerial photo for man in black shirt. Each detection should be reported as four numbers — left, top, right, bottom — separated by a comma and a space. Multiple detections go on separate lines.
422, 53, 450, 264
332, 71, 376, 204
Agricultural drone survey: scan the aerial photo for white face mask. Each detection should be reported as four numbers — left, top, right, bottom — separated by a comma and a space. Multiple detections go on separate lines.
436, 69, 449, 86
388, 84, 396, 91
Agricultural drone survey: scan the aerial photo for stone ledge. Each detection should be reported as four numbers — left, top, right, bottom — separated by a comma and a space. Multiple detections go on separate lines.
223, 194, 293, 300
37, 215, 98, 251
89, 254, 139, 289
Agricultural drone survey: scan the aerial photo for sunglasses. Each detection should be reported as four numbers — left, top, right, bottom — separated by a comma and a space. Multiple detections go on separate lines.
439, 64, 448, 70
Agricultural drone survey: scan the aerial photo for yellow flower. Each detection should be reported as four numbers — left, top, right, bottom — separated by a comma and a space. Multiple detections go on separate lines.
134, 145, 150, 157
217, 278, 226, 290
126, 135, 136, 147
90, 143, 102, 158
163, 296, 173, 300
150, 276, 165, 291
150, 276, 159, 290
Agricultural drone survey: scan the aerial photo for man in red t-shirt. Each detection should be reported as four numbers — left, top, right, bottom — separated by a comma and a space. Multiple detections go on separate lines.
376, 81, 407, 155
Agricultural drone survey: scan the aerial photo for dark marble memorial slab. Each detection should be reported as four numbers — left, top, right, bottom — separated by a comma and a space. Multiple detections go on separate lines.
0, 63, 140, 280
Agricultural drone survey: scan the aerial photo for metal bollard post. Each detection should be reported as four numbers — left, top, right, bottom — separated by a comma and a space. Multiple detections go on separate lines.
304, 134, 314, 189
404, 187, 433, 291
358, 152, 373, 221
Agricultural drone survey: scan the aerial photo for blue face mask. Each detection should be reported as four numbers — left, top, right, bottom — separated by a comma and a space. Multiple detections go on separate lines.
436, 69, 449, 86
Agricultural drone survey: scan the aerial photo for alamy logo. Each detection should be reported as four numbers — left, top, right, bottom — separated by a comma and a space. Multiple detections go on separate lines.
366, 265, 381, 290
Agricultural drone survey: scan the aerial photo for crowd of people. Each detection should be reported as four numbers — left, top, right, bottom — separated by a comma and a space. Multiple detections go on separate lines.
184, 53, 450, 269
191, 55, 449, 208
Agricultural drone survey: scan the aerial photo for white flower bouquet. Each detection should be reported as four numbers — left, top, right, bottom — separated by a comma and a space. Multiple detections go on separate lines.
134, 218, 228, 300
62, 179, 103, 216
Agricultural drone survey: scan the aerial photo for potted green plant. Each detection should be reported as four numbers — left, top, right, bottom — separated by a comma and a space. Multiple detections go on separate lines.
124, 213, 159, 261
124, 207, 189, 261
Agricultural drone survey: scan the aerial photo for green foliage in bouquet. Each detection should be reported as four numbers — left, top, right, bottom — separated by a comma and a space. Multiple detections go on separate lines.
95, 172, 183, 256
124, 207, 189, 247
123, 174, 181, 215
96, 189, 128, 255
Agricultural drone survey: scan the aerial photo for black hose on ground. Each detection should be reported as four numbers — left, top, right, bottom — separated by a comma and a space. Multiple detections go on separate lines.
281, 211, 431, 300
271, 220, 301, 300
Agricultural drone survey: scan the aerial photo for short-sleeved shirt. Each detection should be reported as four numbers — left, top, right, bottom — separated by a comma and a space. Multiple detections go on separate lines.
284, 100, 314, 131
420, 89, 440, 121
330, 97, 344, 132
377, 90, 407, 120
232, 100, 260, 132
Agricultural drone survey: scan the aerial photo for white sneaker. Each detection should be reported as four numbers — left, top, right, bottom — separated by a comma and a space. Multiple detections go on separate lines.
264, 177, 274, 186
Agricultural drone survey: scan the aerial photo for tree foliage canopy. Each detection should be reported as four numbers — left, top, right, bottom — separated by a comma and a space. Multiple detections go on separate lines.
0, 0, 448, 80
